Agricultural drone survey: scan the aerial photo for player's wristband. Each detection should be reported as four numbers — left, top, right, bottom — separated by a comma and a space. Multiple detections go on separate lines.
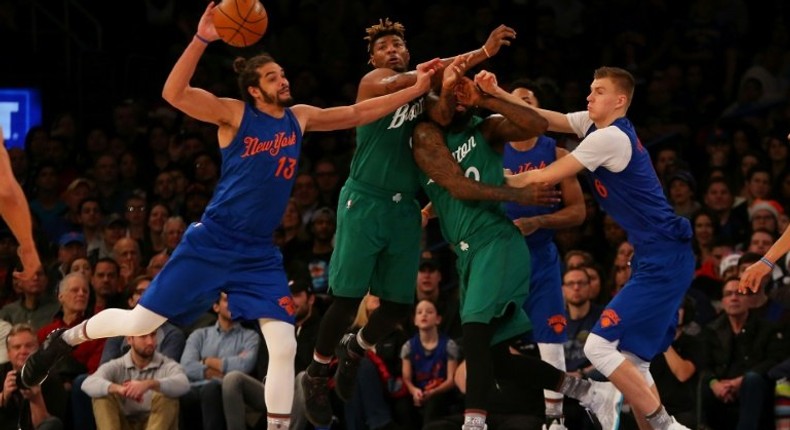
482, 46, 491, 58
195, 34, 211, 44
709, 378, 718, 388
759, 257, 775, 270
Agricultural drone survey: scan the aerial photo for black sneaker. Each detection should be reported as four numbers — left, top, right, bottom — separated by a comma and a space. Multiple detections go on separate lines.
334, 333, 362, 402
18, 328, 73, 388
300, 370, 333, 427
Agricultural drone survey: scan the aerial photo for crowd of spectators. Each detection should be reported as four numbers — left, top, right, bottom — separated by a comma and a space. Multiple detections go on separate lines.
1, 0, 790, 429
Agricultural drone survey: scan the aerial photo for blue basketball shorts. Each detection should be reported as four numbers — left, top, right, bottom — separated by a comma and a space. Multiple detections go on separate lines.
138, 218, 295, 326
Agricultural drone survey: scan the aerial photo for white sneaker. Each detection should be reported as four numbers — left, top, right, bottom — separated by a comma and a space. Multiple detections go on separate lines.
542, 417, 568, 430
580, 381, 623, 430
461, 424, 487, 430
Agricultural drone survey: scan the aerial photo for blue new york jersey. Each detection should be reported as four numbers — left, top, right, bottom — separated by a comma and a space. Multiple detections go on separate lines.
503, 136, 560, 247
204, 104, 303, 241
585, 117, 691, 246
139, 104, 304, 326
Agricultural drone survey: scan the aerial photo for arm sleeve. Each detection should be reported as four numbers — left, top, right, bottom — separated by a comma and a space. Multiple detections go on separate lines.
570, 127, 632, 173
221, 329, 260, 374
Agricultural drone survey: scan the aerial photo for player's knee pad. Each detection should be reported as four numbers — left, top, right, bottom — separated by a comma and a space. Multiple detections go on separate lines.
260, 319, 297, 363
583, 333, 625, 377
622, 351, 654, 386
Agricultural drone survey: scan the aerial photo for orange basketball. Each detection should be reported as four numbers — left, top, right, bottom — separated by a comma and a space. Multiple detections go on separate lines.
213, 0, 268, 48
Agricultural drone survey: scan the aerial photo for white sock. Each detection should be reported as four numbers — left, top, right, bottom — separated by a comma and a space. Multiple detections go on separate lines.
267, 415, 290, 430
538, 342, 566, 417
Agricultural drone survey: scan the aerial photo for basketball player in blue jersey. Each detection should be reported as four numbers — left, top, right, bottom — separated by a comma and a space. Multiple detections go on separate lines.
0, 127, 42, 282
19, 4, 440, 430
502, 80, 585, 430
506, 67, 694, 430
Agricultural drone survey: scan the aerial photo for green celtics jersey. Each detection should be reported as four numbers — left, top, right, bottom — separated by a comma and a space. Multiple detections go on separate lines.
419, 116, 511, 244
349, 98, 425, 193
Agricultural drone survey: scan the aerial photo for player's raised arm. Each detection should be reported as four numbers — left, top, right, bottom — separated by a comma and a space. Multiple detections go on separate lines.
297, 59, 441, 132
425, 55, 471, 126
456, 71, 549, 151
357, 21, 515, 102
162, 2, 239, 128
0, 128, 41, 281
412, 121, 558, 206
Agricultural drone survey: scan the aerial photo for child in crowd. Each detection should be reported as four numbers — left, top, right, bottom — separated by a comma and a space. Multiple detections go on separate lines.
401, 299, 459, 426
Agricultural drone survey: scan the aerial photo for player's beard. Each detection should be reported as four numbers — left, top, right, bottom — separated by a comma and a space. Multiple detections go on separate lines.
260, 87, 294, 107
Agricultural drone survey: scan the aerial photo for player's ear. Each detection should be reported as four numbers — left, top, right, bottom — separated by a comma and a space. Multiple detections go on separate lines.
247, 86, 260, 99
617, 94, 628, 109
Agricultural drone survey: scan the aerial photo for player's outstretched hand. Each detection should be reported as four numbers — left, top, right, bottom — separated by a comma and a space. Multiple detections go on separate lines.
516, 182, 560, 206
483, 25, 516, 58
738, 260, 770, 294
13, 246, 42, 283
415, 58, 443, 92
473, 70, 500, 96
197, 2, 221, 42
442, 54, 472, 91
454, 77, 483, 107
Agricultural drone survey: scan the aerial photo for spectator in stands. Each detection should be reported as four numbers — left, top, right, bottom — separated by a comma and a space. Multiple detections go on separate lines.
699, 277, 787, 430
0, 268, 59, 332
82, 330, 188, 430
180, 292, 259, 430
562, 266, 605, 430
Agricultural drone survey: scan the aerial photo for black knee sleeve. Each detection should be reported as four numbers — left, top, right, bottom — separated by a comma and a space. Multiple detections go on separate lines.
462, 322, 495, 411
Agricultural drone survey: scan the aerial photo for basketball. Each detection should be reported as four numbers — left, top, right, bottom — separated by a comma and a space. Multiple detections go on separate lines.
213, 0, 268, 48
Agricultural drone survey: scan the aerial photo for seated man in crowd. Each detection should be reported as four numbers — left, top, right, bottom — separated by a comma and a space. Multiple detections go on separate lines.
699, 277, 787, 429
180, 292, 259, 430
82, 330, 189, 430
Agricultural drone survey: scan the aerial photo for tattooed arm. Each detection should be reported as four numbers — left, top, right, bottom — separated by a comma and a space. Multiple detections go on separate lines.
412, 121, 559, 206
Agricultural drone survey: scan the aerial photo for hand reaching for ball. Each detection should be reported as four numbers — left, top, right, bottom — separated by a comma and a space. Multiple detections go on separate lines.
196, 1, 269, 47
197, 2, 221, 43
